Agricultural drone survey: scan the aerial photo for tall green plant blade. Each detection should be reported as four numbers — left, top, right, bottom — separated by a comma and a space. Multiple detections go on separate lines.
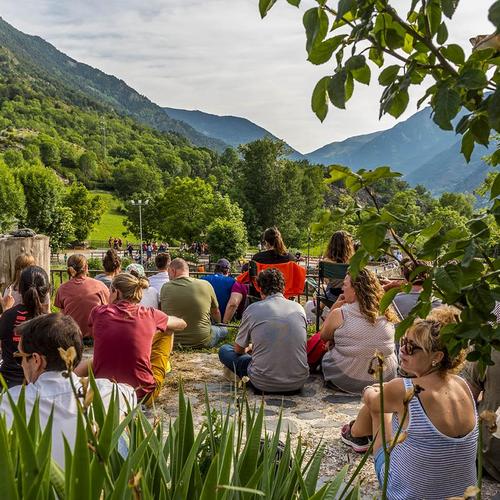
68, 411, 91, 500
308, 465, 348, 500
27, 396, 41, 444
88, 370, 105, 426
4, 390, 39, 496
238, 403, 264, 485
199, 453, 220, 500
172, 431, 207, 500
217, 422, 235, 499
0, 415, 20, 499
36, 408, 54, 467
303, 443, 325, 497
49, 460, 66, 500
217, 485, 265, 496
96, 385, 118, 460
271, 433, 293, 500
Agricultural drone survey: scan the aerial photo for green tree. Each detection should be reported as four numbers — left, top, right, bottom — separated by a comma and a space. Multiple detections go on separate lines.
17, 165, 74, 250
260, 0, 500, 372
78, 151, 99, 179
112, 160, 163, 199
206, 217, 248, 262
0, 159, 25, 232
63, 183, 106, 242
439, 192, 476, 218
154, 177, 245, 243
3, 149, 25, 168
39, 138, 60, 167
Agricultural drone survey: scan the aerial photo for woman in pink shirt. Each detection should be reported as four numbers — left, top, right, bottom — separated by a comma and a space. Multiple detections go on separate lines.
54, 254, 109, 339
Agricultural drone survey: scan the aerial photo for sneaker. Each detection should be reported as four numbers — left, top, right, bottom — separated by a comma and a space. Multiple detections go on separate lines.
340, 420, 371, 453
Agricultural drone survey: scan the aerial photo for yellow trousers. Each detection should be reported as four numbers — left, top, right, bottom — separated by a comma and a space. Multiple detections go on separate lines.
144, 330, 174, 406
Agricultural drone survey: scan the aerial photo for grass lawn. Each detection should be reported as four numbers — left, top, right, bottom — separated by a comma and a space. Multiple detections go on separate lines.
88, 191, 137, 243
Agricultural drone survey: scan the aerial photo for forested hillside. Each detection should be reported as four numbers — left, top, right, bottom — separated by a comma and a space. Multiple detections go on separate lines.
0, 17, 227, 152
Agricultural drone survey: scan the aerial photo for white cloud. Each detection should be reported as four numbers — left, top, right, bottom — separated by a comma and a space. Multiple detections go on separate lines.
1, 0, 494, 152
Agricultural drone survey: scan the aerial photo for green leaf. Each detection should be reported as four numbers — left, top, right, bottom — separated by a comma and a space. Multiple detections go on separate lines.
441, 44, 465, 65
287, 0, 300, 6
460, 131, 475, 162
308, 35, 346, 65
488, 0, 500, 30
359, 221, 388, 254
303, 8, 329, 53
457, 69, 488, 90
68, 411, 91, 500
437, 22, 448, 45
311, 76, 331, 121
259, 0, 277, 18
418, 220, 442, 241
327, 70, 347, 109
345, 72, 354, 102
378, 65, 400, 86
469, 115, 490, 146
337, 0, 356, 21
434, 265, 463, 298
369, 47, 384, 67
361, 166, 402, 183
348, 248, 370, 279
442, 0, 459, 19
491, 172, 500, 199
351, 64, 371, 85
380, 287, 401, 314
345, 55, 365, 71
488, 88, 500, 132
388, 89, 409, 118
0, 416, 19, 500
425, 0, 442, 36
432, 86, 461, 130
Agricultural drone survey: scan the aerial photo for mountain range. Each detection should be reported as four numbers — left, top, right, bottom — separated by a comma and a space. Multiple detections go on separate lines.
0, 17, 492, 194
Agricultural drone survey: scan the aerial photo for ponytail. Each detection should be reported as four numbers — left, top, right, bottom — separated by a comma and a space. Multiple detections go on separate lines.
19, 266, 50, 318
263, 226, 287, 256
112, 272, 149, 303
67, 254, 87, 278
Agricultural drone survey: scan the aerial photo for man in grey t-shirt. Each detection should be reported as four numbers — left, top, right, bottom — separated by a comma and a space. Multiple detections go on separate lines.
218, 268, 309, 393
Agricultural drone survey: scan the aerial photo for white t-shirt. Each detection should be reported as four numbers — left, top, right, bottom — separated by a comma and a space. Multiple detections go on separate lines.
148, 272, 169, 295
140, 286, 159, 309
0, 371, 136, 467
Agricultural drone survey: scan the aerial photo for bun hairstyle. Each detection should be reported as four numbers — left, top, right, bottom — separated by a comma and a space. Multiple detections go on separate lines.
67, 254, 87, 278
19, 266, 50, 318
112, 272, 149, 303
410, 306, 465, 374
102, 249, 121, 274
262, 227, 287, 256
325, 231, 355, 263
11, 254, 36, 290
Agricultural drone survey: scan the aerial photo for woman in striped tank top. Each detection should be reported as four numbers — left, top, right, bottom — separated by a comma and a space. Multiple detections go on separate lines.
341, 306, 478, 500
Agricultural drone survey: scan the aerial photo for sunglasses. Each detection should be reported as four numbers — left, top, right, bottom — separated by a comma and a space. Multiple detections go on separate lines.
400, 337, 423, 356
13, 351, 33, 366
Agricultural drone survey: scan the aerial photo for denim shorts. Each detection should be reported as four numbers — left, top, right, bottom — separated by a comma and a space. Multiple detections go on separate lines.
374, 447, 385, 486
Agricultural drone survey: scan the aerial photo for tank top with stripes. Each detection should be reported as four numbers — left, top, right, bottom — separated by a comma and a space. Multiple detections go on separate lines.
386, 377, 478, 500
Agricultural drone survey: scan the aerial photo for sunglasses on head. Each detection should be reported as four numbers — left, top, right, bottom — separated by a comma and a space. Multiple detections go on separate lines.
13, 350, 33, 366
400, 337, 423, 356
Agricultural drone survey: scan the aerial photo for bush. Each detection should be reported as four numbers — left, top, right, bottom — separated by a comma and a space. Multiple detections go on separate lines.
87, 257, 103, 271
206, 217, 248, 263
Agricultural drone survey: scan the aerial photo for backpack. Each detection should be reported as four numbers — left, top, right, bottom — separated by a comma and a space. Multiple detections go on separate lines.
306, 332, 327, 371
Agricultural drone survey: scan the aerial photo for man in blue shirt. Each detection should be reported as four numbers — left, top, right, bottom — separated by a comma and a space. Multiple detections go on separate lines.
201, 259, 235, 319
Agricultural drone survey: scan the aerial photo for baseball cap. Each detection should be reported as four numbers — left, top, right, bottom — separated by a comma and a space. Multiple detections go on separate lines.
216, 258, 230, 270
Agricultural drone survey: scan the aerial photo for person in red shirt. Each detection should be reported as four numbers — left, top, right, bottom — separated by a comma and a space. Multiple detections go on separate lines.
54, 254, 109, 339
79, 272, 186, 404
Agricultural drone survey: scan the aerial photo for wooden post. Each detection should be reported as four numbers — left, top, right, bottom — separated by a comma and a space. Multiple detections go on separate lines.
0, 235, 50, 294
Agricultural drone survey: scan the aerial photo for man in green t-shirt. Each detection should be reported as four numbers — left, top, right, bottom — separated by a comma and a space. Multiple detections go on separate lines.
160, 258, 226, 348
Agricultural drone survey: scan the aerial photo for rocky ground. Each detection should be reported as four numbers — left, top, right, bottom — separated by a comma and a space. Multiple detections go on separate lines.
149, 351, 499, 499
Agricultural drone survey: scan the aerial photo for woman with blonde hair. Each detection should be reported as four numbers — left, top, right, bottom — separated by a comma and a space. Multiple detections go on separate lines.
54, 254, 109, 339
341, 306, 478, 500
1, 254, 36, 311
84, 272, 186, 403
320, 268, 398, 393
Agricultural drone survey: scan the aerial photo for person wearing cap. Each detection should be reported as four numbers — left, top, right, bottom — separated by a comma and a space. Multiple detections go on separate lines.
126, 263, 159, 308
201, 259, 248, 323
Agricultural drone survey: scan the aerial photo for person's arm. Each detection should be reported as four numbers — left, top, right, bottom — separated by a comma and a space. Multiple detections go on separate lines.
0, 288, 14, 313
233, 309, 252, 355
166, 316, 187, 331
223, 291, 243, 323
363, 378, 406, 415
208, 285, 221, 322
319, 307, 344, 341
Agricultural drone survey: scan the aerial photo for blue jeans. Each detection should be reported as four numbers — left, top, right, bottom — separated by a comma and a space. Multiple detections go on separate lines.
206, 326, 229, 348
374, 447, 385, 486
218, 344, 252, 379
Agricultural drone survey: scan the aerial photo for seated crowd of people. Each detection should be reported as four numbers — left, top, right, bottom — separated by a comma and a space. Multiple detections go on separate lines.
0, 226, 498, 498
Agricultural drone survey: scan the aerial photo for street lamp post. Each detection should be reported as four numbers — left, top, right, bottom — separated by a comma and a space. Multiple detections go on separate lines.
130, 199, 149, 265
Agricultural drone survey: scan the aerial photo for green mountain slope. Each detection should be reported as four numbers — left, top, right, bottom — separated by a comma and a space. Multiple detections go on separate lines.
0, 17, 228, 152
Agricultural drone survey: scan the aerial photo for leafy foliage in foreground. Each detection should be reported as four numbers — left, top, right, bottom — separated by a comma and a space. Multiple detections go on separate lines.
261, 0, 500, 370
0, 378, 363, 499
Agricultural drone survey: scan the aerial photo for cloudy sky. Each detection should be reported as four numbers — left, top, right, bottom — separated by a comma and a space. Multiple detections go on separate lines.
2, 0, 494, 153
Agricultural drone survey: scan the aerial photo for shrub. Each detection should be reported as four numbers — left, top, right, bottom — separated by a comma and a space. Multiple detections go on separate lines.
206, 217, 248, 263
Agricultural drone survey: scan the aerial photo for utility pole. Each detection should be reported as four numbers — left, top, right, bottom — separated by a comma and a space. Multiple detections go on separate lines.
130, 199, 149, 264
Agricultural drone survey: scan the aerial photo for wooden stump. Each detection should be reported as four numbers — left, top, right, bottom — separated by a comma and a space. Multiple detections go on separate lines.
0, 235, 50, 293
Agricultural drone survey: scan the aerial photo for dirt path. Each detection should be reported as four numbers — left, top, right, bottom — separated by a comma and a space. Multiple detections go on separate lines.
150, 352, 499, 499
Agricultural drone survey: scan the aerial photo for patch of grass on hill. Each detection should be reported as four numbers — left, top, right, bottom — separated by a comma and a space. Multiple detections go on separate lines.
88, 191, 137, 243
